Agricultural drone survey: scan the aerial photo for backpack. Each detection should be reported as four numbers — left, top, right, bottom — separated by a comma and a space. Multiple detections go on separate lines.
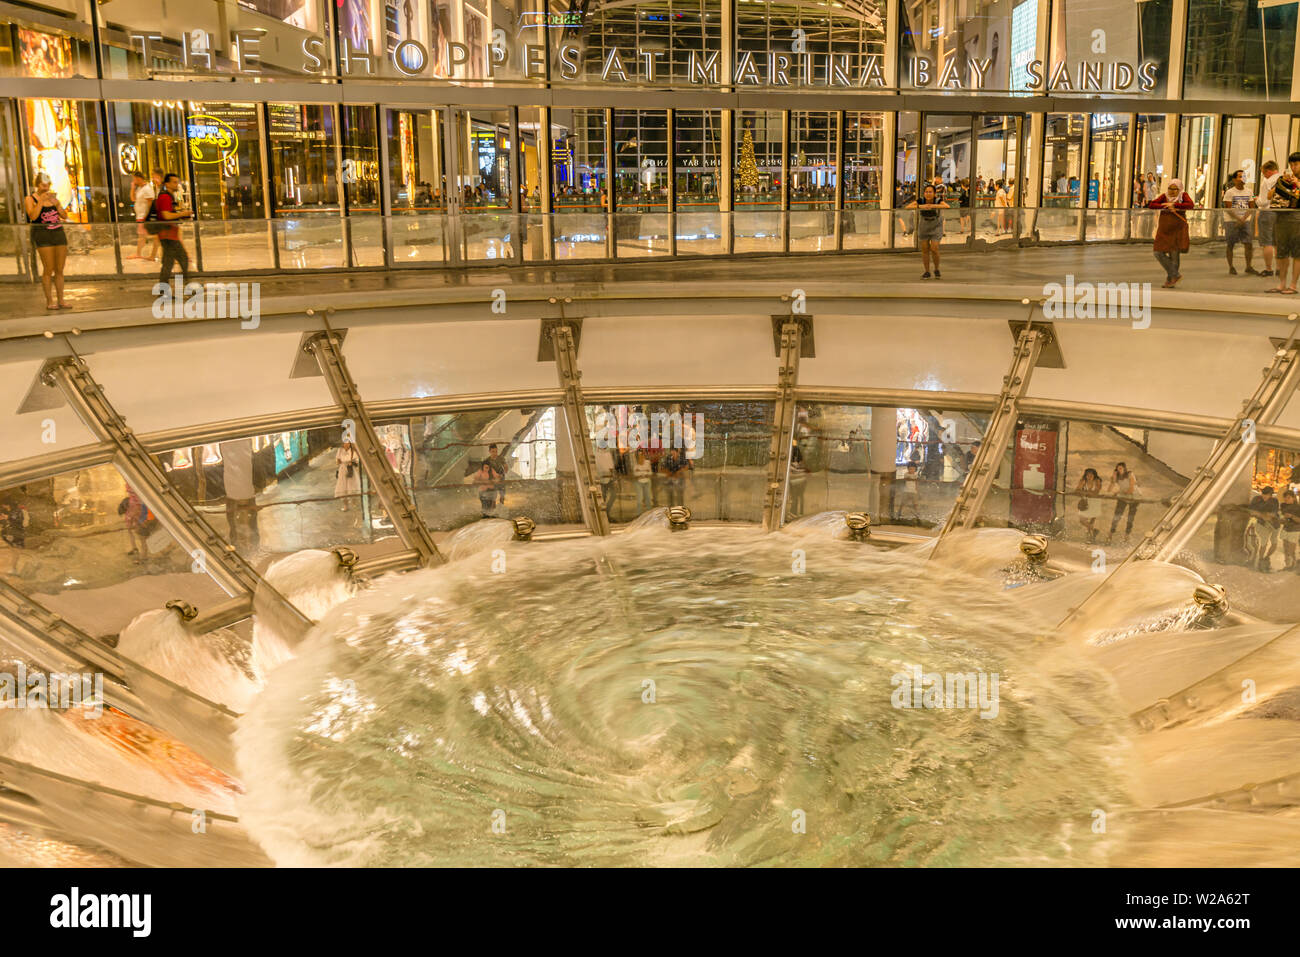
144, 196, 167, 234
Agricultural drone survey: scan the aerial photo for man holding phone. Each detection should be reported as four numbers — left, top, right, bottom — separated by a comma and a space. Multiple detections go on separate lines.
154, 172, 194, 286
1268, 151, 1300, 294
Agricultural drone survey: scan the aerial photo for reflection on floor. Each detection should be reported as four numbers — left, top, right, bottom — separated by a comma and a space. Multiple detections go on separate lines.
1, 242, 1283, 324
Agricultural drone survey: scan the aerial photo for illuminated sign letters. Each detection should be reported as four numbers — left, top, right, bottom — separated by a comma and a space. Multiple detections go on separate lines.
185, 114, 238, 164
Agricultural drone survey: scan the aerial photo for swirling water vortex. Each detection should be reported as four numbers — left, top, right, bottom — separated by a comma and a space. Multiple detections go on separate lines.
235, 527, 1132, 866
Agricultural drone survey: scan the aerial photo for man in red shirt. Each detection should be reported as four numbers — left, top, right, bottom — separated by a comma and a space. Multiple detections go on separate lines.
155, 172, 193, 284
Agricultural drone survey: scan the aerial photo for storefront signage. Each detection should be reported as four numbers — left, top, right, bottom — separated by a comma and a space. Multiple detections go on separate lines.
518, 12, 584, 28
118, 143, 139, 175
912, 56, 1156, 92
186, 114, 238, 164
132, 27, 1162, 93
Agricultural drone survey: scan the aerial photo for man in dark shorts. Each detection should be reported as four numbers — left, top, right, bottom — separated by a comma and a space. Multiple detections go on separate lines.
1268, 152, 1300, 294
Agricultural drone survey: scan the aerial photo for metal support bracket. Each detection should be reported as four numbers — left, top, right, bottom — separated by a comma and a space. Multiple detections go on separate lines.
934, 322, 1047, 542
550, 321, 609, 536
762, 320, 805, 531
302, 330, 445, 566
1137, 338, 1300, 563
1059, 335, 1300, 631
0, 576, 241, 766
0, 577, 140, 711
42, 355, 313, 640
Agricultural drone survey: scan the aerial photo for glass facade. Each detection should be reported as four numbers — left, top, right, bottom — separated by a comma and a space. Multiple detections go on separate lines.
2, 0, 1298, 271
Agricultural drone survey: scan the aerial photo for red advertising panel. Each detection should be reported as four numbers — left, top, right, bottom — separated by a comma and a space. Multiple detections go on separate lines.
1011, 424, 1058, 526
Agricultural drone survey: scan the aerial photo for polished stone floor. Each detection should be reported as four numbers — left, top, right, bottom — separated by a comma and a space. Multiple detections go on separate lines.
1, 242, 1290, 324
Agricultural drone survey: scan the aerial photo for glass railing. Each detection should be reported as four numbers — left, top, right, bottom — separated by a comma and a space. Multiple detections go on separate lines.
1, 207, 1291, 281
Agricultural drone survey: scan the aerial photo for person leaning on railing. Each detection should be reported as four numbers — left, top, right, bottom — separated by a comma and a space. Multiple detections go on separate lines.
1146, 179, 1193, 288
1267, 151, 1300, 295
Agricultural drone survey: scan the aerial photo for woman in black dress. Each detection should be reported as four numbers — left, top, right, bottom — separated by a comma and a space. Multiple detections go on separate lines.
23, 171, 70, 310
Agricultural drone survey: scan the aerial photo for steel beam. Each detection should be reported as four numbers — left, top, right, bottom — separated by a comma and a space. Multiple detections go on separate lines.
1139, 338, 1300, 563
41, 355, 313, 640
1059, 335, 1300, 631
0, 577, 141, 712
934, 323, 1047, 541
550, 321, 609, 536
762, 320, 805, 531
302, 330, 445, 566
0, 577, 239, 736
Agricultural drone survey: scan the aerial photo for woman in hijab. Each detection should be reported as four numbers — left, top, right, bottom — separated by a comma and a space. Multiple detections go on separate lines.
1147, 178, 1194, 288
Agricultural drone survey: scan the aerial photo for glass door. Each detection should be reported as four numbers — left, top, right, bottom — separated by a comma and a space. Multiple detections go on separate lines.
1087, 113, 1129, 240
922, 113, 971, 244
976, 113, 1022, 238
1179, 114, 1219, 239
454, 107, 514, 262
385, 107, 446, 265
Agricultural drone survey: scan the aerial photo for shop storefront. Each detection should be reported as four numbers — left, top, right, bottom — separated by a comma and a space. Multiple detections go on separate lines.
3, 0, 1300, 274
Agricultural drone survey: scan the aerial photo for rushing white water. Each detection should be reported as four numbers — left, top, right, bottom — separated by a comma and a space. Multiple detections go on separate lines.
253, 548, 361, 679
234, 526, 1133, 866
443, 518, 518, 561
118, 609, 259, 713
7, 516, 1300, 867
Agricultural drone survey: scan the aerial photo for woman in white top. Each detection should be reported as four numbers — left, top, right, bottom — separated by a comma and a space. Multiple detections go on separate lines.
130, 169, 159, 262
335, 442, 362, 509
633, 449, 654, 514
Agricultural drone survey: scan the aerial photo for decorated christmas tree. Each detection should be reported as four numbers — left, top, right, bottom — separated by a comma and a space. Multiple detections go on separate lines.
738, 126, 760, 191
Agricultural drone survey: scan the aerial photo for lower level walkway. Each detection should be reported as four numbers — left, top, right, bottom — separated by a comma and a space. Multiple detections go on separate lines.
1, 242, 1291, 325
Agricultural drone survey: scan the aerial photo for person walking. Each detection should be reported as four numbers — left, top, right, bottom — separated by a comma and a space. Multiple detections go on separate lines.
1105, 462, 1141, 544
906, 183, 949, 279
485, 443, 508, 507
129, 168, 160, 262
23, 171, 70, 310
121, 487, 150, 562
335, 442, 362, 511
154, 172, 194, 285
1147, 178, 1193, 288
